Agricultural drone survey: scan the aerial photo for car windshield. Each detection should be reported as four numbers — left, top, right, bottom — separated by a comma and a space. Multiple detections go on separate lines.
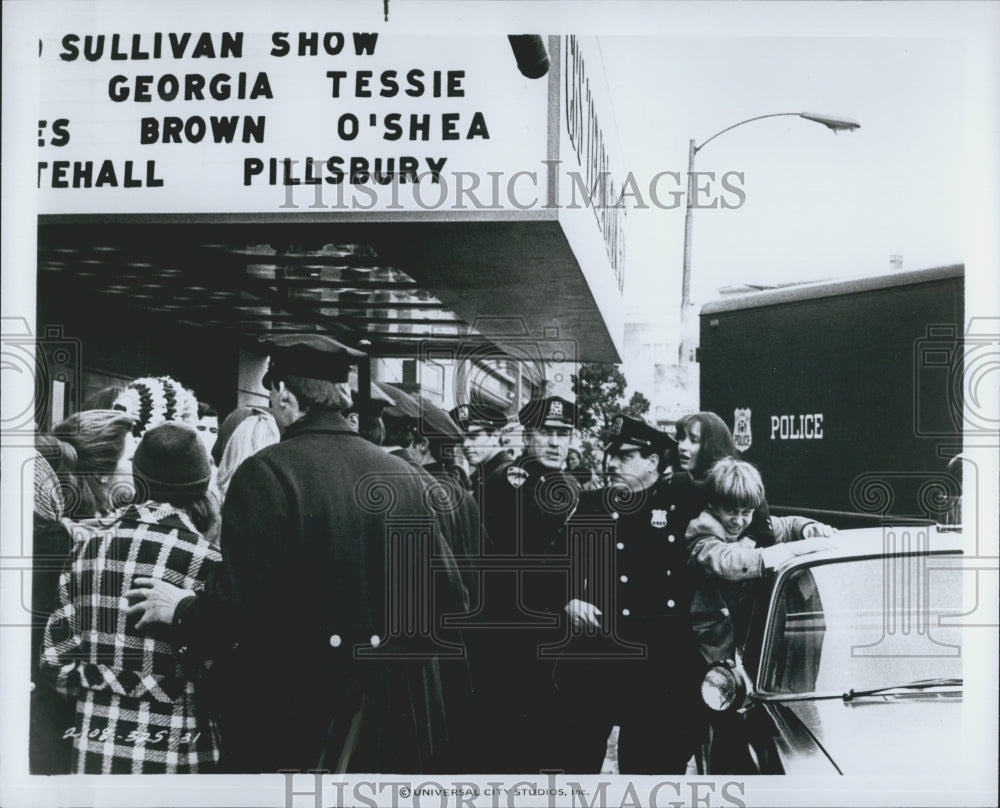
761, 549, 963, 696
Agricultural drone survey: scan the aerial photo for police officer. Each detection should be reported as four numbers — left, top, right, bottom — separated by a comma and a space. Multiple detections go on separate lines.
510, 395, 581, 609
450, 402, 511, 493
557, 415, 707, 774
450, 396, 581, 772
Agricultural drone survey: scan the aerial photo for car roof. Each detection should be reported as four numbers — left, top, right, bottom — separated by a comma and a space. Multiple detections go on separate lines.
774, 525, 964, 573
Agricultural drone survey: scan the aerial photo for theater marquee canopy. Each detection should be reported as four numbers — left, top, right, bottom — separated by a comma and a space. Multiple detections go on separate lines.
36, 8, 626, 363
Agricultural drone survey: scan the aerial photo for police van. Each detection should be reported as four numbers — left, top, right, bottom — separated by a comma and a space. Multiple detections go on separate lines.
698, 264, 964, 528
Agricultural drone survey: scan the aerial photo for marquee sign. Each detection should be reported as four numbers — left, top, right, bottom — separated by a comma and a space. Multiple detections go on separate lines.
36, 19, 549, 214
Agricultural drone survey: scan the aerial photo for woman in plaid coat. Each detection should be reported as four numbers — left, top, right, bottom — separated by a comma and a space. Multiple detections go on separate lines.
42, 423, 222, 774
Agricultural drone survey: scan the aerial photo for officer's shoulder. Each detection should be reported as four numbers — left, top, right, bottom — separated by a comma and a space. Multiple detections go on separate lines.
483, 453, 513, 479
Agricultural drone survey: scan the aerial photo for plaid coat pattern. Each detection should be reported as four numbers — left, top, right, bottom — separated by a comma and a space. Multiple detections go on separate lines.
42, 501, 222, 773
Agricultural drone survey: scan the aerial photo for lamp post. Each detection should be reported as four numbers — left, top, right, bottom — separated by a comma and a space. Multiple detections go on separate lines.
679, 112, 860, 362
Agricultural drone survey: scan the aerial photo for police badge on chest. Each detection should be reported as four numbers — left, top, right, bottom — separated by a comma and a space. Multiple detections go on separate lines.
506, 466, 529, 488
650, 509, 667, 528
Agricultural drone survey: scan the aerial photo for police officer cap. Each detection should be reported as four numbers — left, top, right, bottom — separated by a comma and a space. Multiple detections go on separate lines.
604, 414, 676, 454
518, 395, 576, 431
373, 382, 464, 441
415, 397, 464, 442
373, 380, 422, 419
449, 402, 510, 433
260, 333, 366, 389
348, 379, 394, 415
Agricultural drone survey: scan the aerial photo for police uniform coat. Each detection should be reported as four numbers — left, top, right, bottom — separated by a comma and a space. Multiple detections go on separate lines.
204, 408, 468, 773
469, 452, 582, 629
555, 476, 708, 774
468, 451, 580, 772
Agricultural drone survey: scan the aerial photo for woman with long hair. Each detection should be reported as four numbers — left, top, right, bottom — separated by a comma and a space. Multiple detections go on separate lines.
214, 407, 280, 499
52, 409, 137, 519
42, 423, 223, 773
674, 411, 740, 481
671, 413, 785, 774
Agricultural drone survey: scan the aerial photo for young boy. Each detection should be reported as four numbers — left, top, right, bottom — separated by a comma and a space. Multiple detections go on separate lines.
686, 457, 836, 664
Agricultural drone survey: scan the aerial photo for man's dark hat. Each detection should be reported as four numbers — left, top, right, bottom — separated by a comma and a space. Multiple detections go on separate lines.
603, 414, 676, 454
260, 333, 366, 389
449, 402, 510, 433
518, 395, 576, 431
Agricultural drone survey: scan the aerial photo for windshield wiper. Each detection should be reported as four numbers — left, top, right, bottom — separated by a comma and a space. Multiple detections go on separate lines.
842, 677, 963, 701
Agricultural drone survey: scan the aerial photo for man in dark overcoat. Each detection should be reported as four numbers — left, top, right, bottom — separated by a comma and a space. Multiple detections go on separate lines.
185, 334, 468, 773
363, 392, 483, 772
556, 415, 707, 774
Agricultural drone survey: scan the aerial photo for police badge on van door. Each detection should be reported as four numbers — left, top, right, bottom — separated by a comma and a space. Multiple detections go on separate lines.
733, 408, 752, 451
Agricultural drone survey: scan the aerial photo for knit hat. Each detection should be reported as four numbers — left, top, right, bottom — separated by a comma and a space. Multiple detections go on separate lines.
113, 376, 198, 438
132, 422, 211, 501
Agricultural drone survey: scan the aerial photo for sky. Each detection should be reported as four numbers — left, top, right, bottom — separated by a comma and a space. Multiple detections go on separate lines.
597, 35, 968, 319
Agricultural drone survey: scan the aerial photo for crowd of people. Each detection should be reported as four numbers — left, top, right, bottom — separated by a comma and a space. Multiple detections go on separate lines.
29, 334, 835, 776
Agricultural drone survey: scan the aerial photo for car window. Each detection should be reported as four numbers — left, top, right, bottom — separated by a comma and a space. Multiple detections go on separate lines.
763, 550, 964, 695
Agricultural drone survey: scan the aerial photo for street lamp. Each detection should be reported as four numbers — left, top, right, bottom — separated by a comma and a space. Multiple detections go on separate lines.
679, 111, 860, 361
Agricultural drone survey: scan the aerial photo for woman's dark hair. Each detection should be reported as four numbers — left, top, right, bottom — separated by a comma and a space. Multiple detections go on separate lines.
81, 385, 126, 412
52, 410, 135, 517
674, 411, 739, 478
178, 489, 220, 536
133, 484, 221, 537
